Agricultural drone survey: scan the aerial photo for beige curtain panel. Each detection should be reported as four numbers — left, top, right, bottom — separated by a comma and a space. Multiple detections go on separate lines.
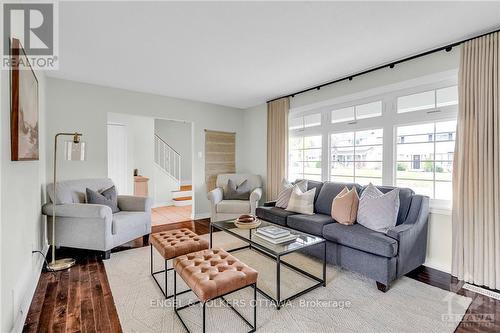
267, 97, 290, 201
205, 130, 236, 192
452, 32, 500, 290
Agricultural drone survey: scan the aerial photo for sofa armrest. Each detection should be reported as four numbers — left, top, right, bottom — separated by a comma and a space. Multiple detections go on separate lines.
263, 201, 276, 207
42, 203, 112, 219
386, 195, 430, 277
386, 224, 413, 241
118, 195, 152, 212
207, 187, 223, 205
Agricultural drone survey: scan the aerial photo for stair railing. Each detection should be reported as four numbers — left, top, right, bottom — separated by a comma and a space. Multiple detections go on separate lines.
154, 134, 181, 183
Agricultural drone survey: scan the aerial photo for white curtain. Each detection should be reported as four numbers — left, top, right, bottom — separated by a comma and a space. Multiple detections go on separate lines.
452, 32, 500, 289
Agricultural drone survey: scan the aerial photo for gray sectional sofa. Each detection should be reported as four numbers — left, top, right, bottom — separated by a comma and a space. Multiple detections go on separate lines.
256, 180, 430, 292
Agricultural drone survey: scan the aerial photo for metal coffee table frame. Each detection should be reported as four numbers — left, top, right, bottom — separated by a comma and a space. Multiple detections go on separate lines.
210, 221, 326, 310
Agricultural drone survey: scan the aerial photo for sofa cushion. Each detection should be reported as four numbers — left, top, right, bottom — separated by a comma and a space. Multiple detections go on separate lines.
331, 187, 359, 225
315, 182, 361, 215
322, 223, 398, 258
369, 185, 414, 225
285, 186, 316, 215
112, 211, 149, 235
287, 213, 334, 236
276, 179, 308, 208
256, 206, 296, 226
216, 200, 250, 214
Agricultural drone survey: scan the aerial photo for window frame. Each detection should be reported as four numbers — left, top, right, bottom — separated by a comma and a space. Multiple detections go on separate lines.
288, 76, 458, 207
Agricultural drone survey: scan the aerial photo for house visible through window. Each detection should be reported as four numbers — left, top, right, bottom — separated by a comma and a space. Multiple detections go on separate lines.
396, 120, 456, 199
289, 135, 322, 181
330, 129, 383, 185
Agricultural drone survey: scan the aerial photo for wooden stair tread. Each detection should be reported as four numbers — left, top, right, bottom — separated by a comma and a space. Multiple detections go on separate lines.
173, 196, 192, 201
173, 185, 192, 192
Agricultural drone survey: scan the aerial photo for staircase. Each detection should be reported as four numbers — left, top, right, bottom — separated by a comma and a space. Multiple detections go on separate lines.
172, 185, 193, 206
154, 134, 192, 206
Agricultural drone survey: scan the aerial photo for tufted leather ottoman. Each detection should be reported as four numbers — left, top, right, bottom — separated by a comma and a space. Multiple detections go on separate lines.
150, 228, 209, 299
173, 248, 258, 332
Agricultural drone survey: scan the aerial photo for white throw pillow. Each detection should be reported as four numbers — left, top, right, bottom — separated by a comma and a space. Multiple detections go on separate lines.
275, 179, 308, 208
357, 183, 400, 232
285, 185, 316, 215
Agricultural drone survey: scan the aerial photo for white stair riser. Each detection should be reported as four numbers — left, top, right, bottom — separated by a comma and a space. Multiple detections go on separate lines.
173, 200, 192, 207
172, 190, 192, 199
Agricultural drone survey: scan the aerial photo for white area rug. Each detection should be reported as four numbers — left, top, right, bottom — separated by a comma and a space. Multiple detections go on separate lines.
104, 232, 472, 333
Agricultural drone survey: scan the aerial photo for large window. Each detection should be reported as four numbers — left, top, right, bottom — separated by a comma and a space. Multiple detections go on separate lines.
330, 129, 383, 185
289, 135, 322, 181
396, 120, 456, 199
288, 78, 458, 205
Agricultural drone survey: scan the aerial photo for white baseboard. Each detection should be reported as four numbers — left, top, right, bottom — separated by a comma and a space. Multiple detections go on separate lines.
194, 212, 210, 220
11, 242, 49, 333
423, 260, 451, 274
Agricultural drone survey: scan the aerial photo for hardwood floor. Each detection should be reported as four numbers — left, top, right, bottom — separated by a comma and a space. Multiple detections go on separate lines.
151, 205, 193, 226
24, 218, 499, 333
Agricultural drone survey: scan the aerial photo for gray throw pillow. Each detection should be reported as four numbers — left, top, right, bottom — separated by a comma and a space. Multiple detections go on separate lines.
357, 183, 399, 233
86, 186, 120, 213
223, 179, 250, 200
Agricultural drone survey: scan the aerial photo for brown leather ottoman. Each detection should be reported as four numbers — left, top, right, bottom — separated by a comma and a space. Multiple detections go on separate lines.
173, 248, 258, 332
150, 228, 209, 299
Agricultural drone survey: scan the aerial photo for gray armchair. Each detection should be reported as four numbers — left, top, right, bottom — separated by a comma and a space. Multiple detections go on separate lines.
42, 178, 152, 259
207, 174, 263, 222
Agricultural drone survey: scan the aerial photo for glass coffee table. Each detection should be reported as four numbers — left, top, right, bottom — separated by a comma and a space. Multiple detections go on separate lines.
210, 219, 326, 309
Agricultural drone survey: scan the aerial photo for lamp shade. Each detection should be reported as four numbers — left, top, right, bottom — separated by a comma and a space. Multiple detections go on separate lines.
64, 141, 86, 161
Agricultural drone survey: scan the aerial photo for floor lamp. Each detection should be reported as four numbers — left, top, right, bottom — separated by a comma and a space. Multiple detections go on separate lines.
48, 132, 86, 271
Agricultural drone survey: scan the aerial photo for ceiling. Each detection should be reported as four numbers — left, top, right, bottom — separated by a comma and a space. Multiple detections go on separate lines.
48, 1, 500, 109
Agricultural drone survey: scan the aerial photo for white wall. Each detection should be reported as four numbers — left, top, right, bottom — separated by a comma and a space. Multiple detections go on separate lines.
107, 113, 154, 195
0, 62, 48, 333
242, 50, 460, 274
154, 119, 192, 184
46, 77, 245, 218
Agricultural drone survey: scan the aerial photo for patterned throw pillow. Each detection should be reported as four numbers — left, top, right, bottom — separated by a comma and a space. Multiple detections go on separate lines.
357, 183, 399, 232
86, 186, 120, 213
331, 186, 359, 225
285, 185, 316, 215
223, 179, 251, 200
275, 179, 308, 208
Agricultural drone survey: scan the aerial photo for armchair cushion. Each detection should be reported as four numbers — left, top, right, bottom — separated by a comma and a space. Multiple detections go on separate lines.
216, 200, 250, 214
86, 186, 120, 213
117, 195, 152, 212
42, 203, 112, 219
223, 179, 250, 200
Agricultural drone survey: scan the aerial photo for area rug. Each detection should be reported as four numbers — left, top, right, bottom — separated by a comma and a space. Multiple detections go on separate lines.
104, 232, 472, 333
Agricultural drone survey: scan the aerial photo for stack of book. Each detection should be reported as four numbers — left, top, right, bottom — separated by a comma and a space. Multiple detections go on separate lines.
255, 226, 298, 244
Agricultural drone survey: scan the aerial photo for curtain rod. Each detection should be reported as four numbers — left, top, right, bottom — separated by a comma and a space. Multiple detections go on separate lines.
267, 27, 500, 104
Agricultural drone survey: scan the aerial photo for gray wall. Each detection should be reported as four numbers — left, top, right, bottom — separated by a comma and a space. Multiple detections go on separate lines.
45, 77, 246, 217
154, 119, 192, 183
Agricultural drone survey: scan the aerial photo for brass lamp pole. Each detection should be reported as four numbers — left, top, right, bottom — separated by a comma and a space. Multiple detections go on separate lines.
49, 132, 86, 271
